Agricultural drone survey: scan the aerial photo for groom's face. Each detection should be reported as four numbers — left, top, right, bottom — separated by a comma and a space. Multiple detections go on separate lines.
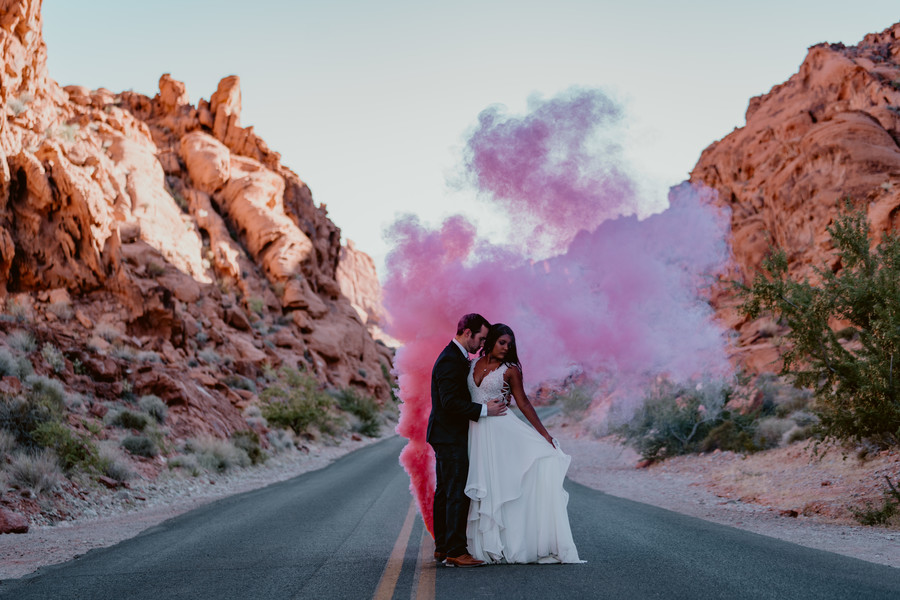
465, 325, 489, 354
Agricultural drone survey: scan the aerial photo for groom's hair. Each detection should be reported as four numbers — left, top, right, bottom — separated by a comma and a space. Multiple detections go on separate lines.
457, 313, 490, 336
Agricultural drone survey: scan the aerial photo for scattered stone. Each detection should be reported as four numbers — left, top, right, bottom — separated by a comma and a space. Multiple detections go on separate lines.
0, 509, 29, 534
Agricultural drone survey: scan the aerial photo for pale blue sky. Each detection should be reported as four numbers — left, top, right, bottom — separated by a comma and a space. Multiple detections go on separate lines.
42, 1, 900, 274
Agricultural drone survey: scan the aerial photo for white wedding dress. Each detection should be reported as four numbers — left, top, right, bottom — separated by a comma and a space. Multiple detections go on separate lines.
465, 363, 581, 564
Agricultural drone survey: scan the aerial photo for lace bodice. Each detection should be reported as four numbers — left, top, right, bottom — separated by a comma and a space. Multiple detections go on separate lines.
468, 362, 510, 405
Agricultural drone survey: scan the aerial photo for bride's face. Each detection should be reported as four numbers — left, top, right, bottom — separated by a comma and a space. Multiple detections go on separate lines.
491, 334, 512, 360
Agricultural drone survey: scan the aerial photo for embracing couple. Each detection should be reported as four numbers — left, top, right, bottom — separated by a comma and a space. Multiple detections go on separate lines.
427, 313, 581, 567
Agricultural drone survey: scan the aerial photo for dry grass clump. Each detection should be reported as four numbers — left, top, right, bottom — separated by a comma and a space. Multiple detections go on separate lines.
138, 395, 167, 424
5, 450, 64, 496
183, 435, 250, 473
7, 330, 36, 353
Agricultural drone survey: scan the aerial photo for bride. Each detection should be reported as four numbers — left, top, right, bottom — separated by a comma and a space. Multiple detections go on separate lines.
465, 323, 581, 564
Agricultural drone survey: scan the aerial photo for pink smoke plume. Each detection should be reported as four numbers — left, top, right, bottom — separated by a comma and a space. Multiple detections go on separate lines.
384, 88, 732, 534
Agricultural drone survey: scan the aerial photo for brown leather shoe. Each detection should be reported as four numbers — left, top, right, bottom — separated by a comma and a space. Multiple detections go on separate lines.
434, 551, 446, 562
445, 553, 484, 568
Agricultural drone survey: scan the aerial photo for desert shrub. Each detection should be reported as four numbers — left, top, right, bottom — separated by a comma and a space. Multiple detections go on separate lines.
168, 454, 201, 476
616, 379, 729, 461
0, 347, 24, 378
26, 375, 66, 412
0, 349, 30, 380
266, 428, 294, 453
97, 446, 133, 482
754, 417, 797, 449
698, 417, 760, 454
0, 428, 16, 457
231, 430, 266, 465
41, 343, 66, 373
138, 395, 167, 424
850, 476, 900, 526
108, 408, 150, 431
334, 388, 380, 437
556, 385, 594, 417
198, 348, 222, 364
95, 323, 121, 343
136, 351, 161, 363
32, 421, 101, 472
111, 345, 136, 362
248, 296, 265, 316
47, 301, 73, 321
121, 435, 157, 458
741, 205, 900, 447
5, 298, 31, 322
5, 450, 64, 495
223, 374, 256, 393
7, 330, 35, 353
184, 436, 249, 472
0, 396, 52, 449
260, 368, 335, 435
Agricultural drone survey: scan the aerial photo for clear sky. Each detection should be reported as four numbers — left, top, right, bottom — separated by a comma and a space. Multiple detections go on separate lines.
42, 1, 900, 276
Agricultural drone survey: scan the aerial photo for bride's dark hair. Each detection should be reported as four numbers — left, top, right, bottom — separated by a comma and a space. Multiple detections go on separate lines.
481, 323, 521, 371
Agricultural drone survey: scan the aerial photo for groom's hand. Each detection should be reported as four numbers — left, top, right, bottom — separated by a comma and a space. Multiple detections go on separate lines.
486, 398, 507, 417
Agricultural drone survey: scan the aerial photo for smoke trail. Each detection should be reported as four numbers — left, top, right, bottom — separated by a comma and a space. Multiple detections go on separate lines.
384, 88, 732, 534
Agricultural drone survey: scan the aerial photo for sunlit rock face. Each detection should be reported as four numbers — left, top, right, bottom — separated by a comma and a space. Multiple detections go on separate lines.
692, 22, 900, 373
0, 0, 393, 440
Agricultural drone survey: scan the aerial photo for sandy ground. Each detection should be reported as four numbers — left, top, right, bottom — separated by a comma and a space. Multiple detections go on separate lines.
554, 420, 900, 569
1, 419, 898, 581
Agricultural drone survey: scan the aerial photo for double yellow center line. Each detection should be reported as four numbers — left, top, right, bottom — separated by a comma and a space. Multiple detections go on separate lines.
373, 500, 436, 600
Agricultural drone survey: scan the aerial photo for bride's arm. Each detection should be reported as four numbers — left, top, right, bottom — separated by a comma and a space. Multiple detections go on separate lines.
507, 366, 555, 446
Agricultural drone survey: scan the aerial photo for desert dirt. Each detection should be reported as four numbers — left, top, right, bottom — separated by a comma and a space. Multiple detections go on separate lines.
1, 418, 898, 581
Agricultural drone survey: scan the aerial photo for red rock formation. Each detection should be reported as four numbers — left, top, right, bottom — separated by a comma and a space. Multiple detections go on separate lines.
0, 0, 393, 442
692, 22, 900, 372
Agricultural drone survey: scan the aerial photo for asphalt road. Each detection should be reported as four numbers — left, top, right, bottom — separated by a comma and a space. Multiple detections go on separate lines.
2, 435, 899, 600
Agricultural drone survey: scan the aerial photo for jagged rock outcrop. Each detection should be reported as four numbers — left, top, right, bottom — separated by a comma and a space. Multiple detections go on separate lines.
692, 22, 900, 372
0, 0, 393, 440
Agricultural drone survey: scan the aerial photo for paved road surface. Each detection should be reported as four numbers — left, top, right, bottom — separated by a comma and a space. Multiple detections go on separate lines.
2, 435, 898, 599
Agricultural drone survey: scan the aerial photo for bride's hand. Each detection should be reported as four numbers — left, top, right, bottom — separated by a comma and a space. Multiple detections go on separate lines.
543, 433, 555, 447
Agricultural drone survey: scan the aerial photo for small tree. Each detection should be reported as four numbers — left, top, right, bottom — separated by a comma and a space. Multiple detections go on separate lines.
741, 205, 900, 447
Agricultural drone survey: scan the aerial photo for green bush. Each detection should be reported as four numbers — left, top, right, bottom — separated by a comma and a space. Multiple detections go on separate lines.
231, 430, 265, 465
616, 379, 730, 461
335, 388, 380, 437
138, 395, 168, 424
0, 349, 31, 380
121, 435, 157, 458
260, 368, 335, 435
741, 204, 900, 447
32, 421, 101, 472
109, 409, 150, 431
0, 377, 66, 449
698, 417, 760, 454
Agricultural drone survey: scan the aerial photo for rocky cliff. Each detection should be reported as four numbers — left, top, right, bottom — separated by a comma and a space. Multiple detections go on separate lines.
0, 0, 392, 440
692, 22, 900, 372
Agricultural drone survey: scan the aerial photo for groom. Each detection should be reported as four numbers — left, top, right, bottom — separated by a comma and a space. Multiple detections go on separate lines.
428, 313, 507, 568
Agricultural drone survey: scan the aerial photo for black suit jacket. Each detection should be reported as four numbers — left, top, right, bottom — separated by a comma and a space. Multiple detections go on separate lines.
426, 341, 482, 447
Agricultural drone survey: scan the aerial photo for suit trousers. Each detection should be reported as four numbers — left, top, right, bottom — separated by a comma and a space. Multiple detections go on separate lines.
431, 442, 470, 557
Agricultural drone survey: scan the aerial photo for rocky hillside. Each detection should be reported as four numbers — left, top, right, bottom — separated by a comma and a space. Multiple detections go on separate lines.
692, 22, 900, 372
0, 1, 391, 440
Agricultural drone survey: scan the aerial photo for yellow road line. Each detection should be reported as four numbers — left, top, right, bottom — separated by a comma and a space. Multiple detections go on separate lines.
412, 527, 436, 600
373, 499, 417, 600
